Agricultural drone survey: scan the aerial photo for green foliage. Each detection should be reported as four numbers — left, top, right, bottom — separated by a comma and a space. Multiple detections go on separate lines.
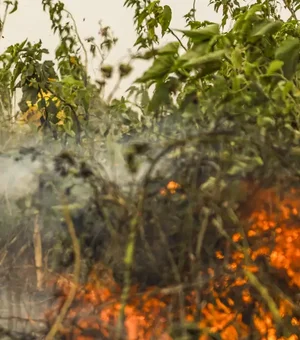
124, 0, 173, 49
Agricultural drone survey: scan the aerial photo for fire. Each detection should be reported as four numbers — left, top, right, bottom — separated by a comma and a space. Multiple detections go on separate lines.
160, 180, 181, 196
45, 185, 300, 339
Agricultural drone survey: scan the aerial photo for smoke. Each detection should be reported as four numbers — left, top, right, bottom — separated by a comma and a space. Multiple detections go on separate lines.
0, 153, 41, 201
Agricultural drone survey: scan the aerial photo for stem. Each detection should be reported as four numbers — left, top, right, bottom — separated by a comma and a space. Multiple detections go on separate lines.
283, 0, 298, 21
33, 213, 43, 290
107, 75, 123, 103
192, 0, 197, 21
0, 3, 9, 45
45, 195, 81, 340
168, 29, 187, 51
64, 8, 88, 85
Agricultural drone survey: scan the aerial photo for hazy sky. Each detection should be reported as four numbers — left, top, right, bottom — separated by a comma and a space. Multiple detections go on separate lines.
0, 0, 290, 99
0, 0, 222, 98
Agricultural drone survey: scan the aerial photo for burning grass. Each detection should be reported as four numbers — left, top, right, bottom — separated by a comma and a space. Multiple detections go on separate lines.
44, 184, 300, 340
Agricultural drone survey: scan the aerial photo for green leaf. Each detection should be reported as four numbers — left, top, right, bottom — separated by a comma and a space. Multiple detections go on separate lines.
245, 3, 262, 20
231, 48, 243, 69
175, 43, 210, 70
182, 49, 225, 68
250, 20, 282, 38
147, 0, 159, 13
227, 162, 247, 176
11, 61, 25, 90
267, 60, 284, 75
137, 9, 148, 27
174, 24, 220, 43
63, 120, 76, 138
147, 82, 170, 112
257, 116, 275, 127
8, 0, 18, 14
157, 42, 180, 55
159, 5, 172, 36
275, 37, 300, 79
136, 55, 174, 82
21, 85, 39, 106
134, 49, 158, 60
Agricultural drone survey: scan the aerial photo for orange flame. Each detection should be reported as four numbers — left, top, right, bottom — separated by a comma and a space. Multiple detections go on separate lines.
160, 180, 181, 196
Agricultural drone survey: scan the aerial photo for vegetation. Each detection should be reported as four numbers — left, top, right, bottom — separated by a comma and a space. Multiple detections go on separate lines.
0, 0, 299, 339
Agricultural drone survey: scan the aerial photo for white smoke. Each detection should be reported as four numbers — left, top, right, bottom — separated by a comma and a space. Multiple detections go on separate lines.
0, 153, 42, 201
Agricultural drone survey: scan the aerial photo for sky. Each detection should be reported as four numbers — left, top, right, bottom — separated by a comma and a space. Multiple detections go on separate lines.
0, 0, 222, 100
0, 0, 290, 102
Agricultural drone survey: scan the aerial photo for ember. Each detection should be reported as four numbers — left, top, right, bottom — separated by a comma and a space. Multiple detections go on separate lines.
160, 180, 181, 196
45, 186, 300, 340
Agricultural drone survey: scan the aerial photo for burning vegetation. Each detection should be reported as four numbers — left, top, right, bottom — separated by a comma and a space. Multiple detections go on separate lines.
44, 181, 300, 340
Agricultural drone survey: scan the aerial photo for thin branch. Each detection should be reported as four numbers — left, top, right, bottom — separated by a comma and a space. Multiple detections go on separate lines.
64, 8, 88, 86
283, 0, 298, 21
0, 3, 9, 45
45, 195, 81, 340
33, 213, 44, 290
168, 29, 187, 51
192, 0, 197, 21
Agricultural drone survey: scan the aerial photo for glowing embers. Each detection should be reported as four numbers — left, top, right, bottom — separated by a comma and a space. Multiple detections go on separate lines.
247, 187, 300, 287
160, 180, 181, 196
45, 269, 171, 340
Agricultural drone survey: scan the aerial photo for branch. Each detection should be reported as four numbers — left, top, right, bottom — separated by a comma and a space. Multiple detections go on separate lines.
45, 195, 81, 340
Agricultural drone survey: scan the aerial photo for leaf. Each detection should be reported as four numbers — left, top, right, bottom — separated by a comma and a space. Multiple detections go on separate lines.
8, 0, 18, 14
21, 86, 39, 106
267, 60, 284, 75
227, 162, 247, 176
176, 42, 210, 64
231, 48, 243, 69
63, 119, 75, 137
159, 5, 172, 36
134, 49, 158, 60
136, 55, 174, 82
182, 49, 225, 68
275, 37, 300, 79
137, 9, 148, 27
157, 42, 180, 55
174, 24, 220, 43
250, 20, 282, 38
257, 116, 275, 127
245, 3, 262, 20
147, 82, 170, 112
147, 0, 159, 13
11, 61, 25, 90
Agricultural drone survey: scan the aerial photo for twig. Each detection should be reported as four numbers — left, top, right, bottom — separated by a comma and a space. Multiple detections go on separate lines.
168, 29, 187, 51
64, 8, 88, 86
115, 208, 142, 339
45, 195, 81, 340
192, 0, 197, 21
107, 75, 123, 104
0, 3, 9, 45
283, 0, 298, 21
33, 213, 44, 290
